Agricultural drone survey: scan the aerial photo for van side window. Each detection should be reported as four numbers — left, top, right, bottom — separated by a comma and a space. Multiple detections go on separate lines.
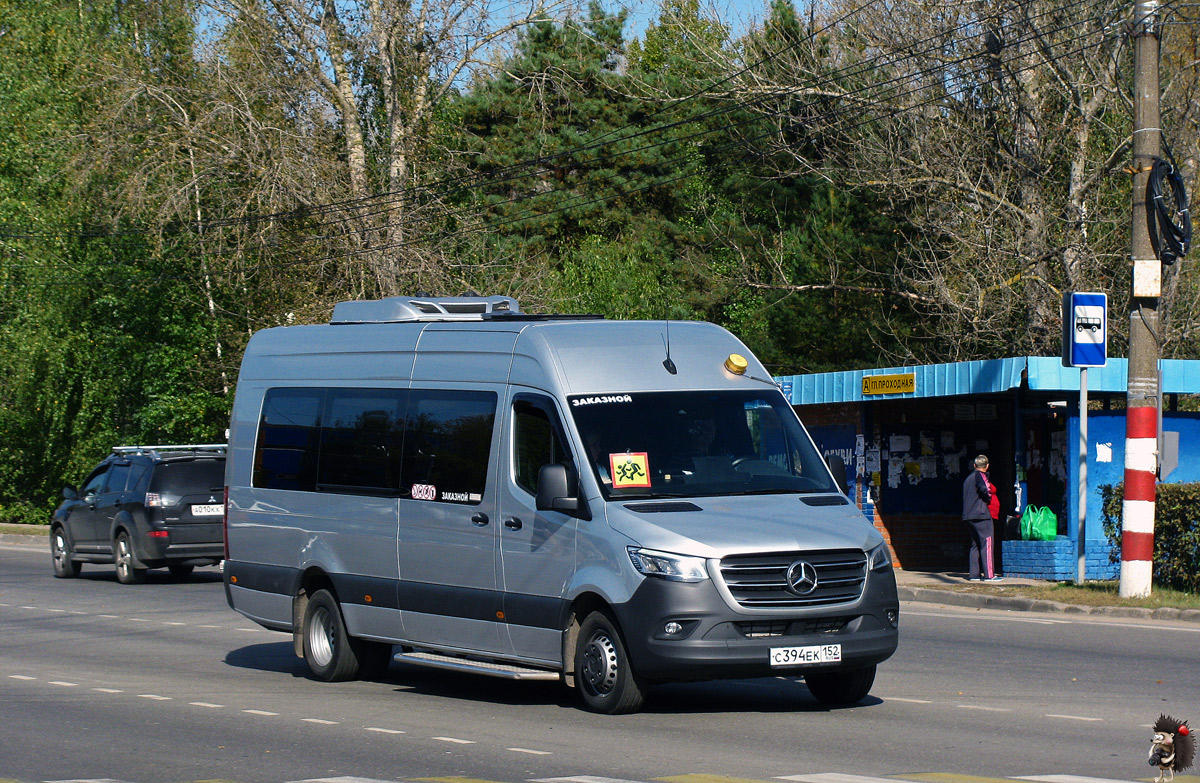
318, 389, 406, 495
401, 390, 496, 502
513, 397, 573, 496
254, 388, 325, 491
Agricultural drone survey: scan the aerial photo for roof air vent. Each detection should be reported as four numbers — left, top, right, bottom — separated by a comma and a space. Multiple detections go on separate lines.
330, 295, 522, 324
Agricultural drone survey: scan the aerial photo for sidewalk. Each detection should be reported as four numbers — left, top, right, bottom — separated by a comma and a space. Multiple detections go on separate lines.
894, 567, 1200, 623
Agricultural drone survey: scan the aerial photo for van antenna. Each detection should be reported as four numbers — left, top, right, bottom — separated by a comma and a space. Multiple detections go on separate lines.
662, 320, 678, 375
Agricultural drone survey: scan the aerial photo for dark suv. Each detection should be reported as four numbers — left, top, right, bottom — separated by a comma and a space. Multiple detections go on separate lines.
51, 444, 226, 583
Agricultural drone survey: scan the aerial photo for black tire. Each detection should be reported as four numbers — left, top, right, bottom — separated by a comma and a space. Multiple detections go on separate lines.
805, 664, 877, 706
167, 564, 194, 578
301, 589, 363, 682
114, 532, 147, 585
574, 611, 646, 714
50, 527, 81, 578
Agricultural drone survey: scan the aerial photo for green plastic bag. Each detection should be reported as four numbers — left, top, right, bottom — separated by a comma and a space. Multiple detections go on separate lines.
1020, 505, 1057, 540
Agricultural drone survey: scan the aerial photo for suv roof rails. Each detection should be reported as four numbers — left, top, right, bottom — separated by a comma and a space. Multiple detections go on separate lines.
331, 295, 521, 324
111, 444, 227, 459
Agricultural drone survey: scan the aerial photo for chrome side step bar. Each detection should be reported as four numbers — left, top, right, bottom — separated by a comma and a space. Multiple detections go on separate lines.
394, 651, 562, 681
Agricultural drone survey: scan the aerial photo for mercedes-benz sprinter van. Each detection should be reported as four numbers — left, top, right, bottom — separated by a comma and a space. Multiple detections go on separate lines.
223, 295, 899, 713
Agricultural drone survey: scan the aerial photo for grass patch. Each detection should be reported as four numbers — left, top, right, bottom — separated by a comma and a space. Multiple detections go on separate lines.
919, 579, 1200, 610
0, 523, 48, 536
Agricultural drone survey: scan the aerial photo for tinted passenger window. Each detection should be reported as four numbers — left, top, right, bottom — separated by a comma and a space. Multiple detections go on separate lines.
106, 463, 132, 493
401, 390, 496, 503
81, 467, 109, 498
255, 388, 324, 491
318, 389, 406, 494
513, 399, 572, 495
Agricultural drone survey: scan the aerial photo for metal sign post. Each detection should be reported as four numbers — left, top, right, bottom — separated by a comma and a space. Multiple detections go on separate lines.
1062, 292, 1108, 584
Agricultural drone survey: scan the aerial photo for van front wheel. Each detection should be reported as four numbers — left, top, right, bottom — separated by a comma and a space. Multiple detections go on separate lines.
805, 664, 876, 706
574, 611, 645, 714
302, 589, 362, 682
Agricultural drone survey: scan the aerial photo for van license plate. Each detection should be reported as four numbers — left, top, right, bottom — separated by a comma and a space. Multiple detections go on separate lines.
191, 504, 224, 516
769, 644, 842, 667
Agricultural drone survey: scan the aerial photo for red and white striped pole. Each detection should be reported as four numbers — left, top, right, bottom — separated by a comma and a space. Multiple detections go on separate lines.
1122, 0, 1160, 598
1120, 407, 1156, 596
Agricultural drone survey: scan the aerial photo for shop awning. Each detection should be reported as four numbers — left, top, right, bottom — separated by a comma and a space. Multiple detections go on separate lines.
777, 357, 1200, 405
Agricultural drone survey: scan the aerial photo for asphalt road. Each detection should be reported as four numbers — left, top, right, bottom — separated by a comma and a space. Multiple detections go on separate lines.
2, 540, 1197, 783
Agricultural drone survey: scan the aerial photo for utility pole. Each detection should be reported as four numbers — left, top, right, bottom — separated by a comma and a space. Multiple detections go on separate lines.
1121, 0, 1161, 598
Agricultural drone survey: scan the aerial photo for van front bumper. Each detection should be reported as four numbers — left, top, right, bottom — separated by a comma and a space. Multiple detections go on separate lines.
611, 567, 899, 681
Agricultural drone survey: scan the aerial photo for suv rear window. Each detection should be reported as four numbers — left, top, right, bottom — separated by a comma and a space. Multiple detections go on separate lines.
149, 460, 226, 494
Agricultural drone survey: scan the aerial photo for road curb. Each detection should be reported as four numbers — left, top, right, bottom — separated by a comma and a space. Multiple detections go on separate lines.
898, 585, 1200, 624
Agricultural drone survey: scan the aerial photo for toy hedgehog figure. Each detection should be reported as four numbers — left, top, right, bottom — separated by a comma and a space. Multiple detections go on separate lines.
1149, 714, 1194, 782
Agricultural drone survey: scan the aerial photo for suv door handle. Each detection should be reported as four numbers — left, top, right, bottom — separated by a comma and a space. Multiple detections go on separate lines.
504, 517, 523, 530
471, 513, 489, 526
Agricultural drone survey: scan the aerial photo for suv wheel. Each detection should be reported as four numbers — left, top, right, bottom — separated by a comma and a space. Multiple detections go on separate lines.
114, 532, 147, 585
51, 527, 81, 578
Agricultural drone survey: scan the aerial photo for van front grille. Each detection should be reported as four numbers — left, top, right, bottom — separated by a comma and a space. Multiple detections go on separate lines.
734, 617, 850, 637
719, 550, 867, 609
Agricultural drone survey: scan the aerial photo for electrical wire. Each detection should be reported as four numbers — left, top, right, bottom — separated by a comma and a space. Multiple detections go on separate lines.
1147, 145, 1192, 265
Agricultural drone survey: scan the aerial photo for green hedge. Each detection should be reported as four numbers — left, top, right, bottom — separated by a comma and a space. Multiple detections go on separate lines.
1101, 482, 1200, 592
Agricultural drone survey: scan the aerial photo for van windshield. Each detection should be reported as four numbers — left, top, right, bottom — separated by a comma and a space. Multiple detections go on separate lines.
568, 390, 838, 499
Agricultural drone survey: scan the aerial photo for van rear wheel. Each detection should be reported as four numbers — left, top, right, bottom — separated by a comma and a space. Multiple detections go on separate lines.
574, 611, 646, 714
805, 664, 876, 706
302, 589, 363, 682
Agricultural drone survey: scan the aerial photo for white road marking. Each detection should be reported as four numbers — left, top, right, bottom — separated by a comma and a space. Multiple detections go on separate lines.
93, 688, 123, 694
127, 618, 150, 622
190, 701, 223, 708
138, 694, 171, 700
779, 774, 899, 783
46, 778, 135, 782
8, 674, 37, 680
904, 610, 1066, 625
303, 718, 340, 725
1044, 713, 1103, 721
957, 704, 1010, 711
163, 622, 186, 626
1018, 776, 1141, 783
99, 615, 120, 619
884, 697, 932, 703
365, 727, 405, 734
433, 736, 475, 744
198, 624, 221, 629
49, 681, 79, 687
244, 709, 279, 716
508, 747, 552, 755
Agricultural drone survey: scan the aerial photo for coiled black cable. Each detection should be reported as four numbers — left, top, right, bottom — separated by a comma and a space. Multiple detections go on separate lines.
1147, 149, 1192, 265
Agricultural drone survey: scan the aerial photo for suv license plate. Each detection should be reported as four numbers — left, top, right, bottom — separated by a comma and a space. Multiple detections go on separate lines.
769, 644, 842, 667
191, 504, 224, 516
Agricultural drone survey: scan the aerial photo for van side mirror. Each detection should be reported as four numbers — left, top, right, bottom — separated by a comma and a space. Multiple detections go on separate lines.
536, 464, 590, 520
826, 455, 849, 495
62, 486, 78, 501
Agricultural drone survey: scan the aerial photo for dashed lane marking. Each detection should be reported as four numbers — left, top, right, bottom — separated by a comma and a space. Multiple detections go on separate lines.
8, 675, 36, 680
138, 694, 171, 700
190, 702, 223, 708
93, 688, 123, 694
508, 748, 552, 755
1043, 714, 1103, 722
48, 681, 79, 687
1018, 776, 1147, 783
884, 697, 932, 704
658, 776, 774, 783
956, 705, 1010, 711
243, 709, 279, 716
303, 718, 339, 725
431, 737, 476, 744
365, 727, 405, 735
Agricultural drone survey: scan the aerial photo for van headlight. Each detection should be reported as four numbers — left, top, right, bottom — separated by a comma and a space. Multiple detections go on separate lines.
627, 547, 709, 582
868, 542, 893, 571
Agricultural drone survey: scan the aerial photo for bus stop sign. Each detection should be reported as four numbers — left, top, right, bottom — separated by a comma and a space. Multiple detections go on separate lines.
1061, 292, 1107, 367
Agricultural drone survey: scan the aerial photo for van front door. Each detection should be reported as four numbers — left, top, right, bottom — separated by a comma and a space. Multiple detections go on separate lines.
498, 393, 580, 664
396, 388, 504, 654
